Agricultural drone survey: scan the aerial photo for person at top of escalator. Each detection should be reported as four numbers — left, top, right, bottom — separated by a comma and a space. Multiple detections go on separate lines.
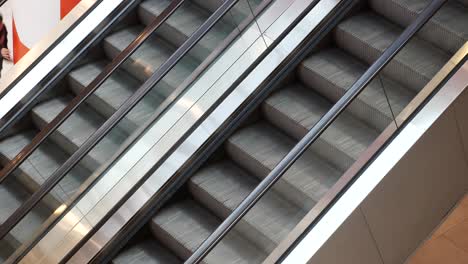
0, 14, 10, 78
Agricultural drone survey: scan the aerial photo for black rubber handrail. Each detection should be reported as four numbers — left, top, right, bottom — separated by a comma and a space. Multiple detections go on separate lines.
186, 0, 447, 263
0, 0, 7, 7
0, 0, 111, 102
0, 0, 186, 242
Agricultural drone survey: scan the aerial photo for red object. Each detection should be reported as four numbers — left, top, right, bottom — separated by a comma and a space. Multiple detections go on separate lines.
12, 17, 29, 64
61, 0, 81, 19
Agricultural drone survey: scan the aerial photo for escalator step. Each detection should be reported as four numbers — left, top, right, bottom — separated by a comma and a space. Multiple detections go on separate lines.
31, 97, 128, 171
0, 132, 89, 207
150, 199, 265, 263
103, 26, 198, 91
225, 122, 341, 210
113, 240, 181, 264
139, 0, 234, 61
335, 12, 449, 92
370, 0, 468, 53
0, 178, 50, 250
192, 0, 263, 24
188, 161, 303, 252
298, 48, 413, 131
68, 61, 165, 133
263, 84, 378, 171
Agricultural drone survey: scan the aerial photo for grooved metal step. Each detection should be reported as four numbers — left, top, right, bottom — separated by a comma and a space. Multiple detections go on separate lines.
68, 61, 164, 133
113, 240, 181, 264
297, 48, 413, 131
31, 97, 128, 171
226, 122, 341, 209
263, 84, 379, 171
0, 178, 50, 251
369, 0, 468, 53
335, 12, 449, 92
139, 0, 235, 61
0, 132, 89, 208
188, 161, 303, 252
150, 199, 266, 263
103, 26, 198, 92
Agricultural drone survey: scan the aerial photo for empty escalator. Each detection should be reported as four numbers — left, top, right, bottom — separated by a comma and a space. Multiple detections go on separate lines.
0, 0, 260, 260
113, 0, 468, 263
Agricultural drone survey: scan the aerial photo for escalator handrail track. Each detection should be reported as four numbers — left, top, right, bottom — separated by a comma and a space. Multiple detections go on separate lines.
185, 0, 447, 263
0, 0, 186, 243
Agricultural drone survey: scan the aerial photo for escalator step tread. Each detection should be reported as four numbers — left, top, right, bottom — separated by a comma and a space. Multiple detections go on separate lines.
335, 12, 450, 92
150, 199, 266, 263
139, 0, 234, 61
0, 132, 89, 206
0, 178, 50, 249
298, 48, 414, 131
263, 83, 379, 171
103, 26, 140, 60
192, 0, 262, 22
68, 61, 165, 133
113, 239, 181, 264
31, 97, 128, 171
140, 0, 209, 37
103, 26, 198, 90
370, 0, 468, 53
225, 122, 341, 209
188, 161, 303, 252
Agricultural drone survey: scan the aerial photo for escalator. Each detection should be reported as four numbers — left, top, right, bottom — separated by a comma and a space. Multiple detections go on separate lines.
0, 0, 258, 260
110, 0, 468, 263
